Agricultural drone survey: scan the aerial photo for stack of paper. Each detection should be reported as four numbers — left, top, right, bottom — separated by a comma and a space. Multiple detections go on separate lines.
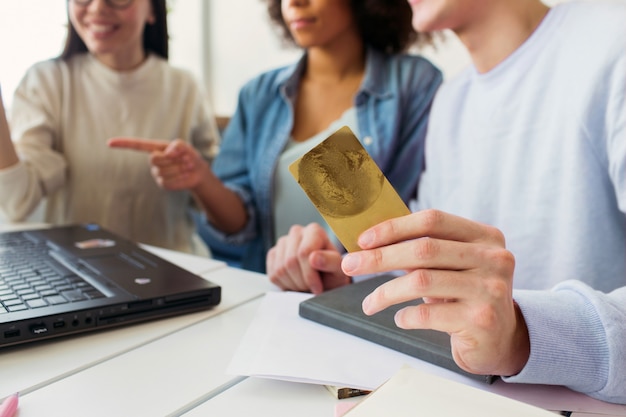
342, 366, 555, 417
227, 292, 626, 416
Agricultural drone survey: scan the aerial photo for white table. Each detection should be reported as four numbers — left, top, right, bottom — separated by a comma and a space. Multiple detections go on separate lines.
16, 299, 265, 416
0, 263, 274, 399
2, 227, 623, 416
0, 226, 280, 415
184, 377, 336, 417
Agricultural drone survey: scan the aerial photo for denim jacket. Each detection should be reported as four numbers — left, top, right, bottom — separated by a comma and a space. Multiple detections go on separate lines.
206, 48, 442, 272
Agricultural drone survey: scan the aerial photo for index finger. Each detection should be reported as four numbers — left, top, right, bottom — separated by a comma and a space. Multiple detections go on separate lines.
358, 209, 505, 250
108, 137, 169, 153
297, 223, 332, 294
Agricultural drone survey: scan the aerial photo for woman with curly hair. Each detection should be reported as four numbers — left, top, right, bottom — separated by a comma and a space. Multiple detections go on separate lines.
111, 0, 442, 274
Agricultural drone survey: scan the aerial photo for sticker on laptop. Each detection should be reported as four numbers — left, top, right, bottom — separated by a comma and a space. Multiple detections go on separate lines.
75, 239, 116, 249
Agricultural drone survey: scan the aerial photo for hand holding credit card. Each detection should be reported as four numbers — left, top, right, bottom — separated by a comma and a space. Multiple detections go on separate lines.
289, 126, 410, 252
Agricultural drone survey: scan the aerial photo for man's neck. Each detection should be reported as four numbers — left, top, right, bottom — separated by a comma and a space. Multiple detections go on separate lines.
455, 0, 550, 73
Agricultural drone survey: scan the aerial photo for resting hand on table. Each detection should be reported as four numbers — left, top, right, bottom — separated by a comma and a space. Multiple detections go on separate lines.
342, 209, 530, 377
266, 223, 351, 295
108, 137, 209, 191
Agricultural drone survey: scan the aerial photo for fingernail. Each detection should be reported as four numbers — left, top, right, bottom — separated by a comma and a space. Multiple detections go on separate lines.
342, 254, 359, 274
310, 252, 324, 269
358, 230, 374, 248
362, 295, 372, 315
394, 309, 410, 329
311, 283, 322, 295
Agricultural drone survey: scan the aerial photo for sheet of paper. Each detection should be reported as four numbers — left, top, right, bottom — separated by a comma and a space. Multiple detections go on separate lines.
227, 291, 626, 416
343, 365, 556, 417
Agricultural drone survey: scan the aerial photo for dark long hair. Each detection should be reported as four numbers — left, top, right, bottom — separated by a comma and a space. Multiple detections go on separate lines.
60, 0, 169, 60
266, 0, 430, 54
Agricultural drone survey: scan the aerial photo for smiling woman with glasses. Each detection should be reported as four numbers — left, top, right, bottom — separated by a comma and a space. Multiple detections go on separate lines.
71, 0, 136, 10
0, 0, 220, 257
63, 0, 167, 63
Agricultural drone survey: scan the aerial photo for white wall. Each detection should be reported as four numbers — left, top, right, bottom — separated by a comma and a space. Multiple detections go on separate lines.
168, 0, 205, 88
0, 0, 579, 116
0, 0, 67, 109
1, 0, 570, 119
205, 0, 301, 115
0, 0, 575, 225
0, 0, 206, 224
204, 1, 471, 116
203, 0, 571, 116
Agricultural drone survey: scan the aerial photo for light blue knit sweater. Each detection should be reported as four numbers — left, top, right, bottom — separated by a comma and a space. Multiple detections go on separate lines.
415, 1, 626, 403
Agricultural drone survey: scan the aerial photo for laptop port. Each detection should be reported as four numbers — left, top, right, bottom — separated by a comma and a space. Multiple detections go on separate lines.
53, 321, 66, 329
30, 323, 49, 335
3, 329, 20, 338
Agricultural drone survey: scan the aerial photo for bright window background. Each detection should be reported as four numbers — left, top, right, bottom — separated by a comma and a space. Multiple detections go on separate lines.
0, 0, 68, 109
0, 0, 579, 225
0, 0, 583, 116
0, 0, 204, 224
0, 0, 205, 111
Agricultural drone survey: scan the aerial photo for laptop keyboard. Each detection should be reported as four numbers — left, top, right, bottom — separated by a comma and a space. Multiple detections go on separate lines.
0, 232, 106, 314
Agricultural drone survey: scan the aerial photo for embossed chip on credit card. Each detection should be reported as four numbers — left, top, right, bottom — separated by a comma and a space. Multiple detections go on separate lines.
289, 126, 410, 252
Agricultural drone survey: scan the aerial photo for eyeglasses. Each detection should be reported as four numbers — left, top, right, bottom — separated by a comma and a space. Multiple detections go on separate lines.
71, 0, 135, 10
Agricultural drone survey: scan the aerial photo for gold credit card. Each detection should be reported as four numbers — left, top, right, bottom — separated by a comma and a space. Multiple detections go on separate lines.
289, 126, 410, 252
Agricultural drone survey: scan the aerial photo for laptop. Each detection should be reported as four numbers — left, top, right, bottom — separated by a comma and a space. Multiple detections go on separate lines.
0, 223, 221, 348
0, 89, 220, 348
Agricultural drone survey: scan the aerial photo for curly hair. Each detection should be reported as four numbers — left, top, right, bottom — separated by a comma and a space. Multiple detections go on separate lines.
265, 0, 429, 54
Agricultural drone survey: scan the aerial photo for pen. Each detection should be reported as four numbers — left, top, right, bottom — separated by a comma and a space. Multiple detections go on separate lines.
0, 393, 19, 417
325, 385, 371, 400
